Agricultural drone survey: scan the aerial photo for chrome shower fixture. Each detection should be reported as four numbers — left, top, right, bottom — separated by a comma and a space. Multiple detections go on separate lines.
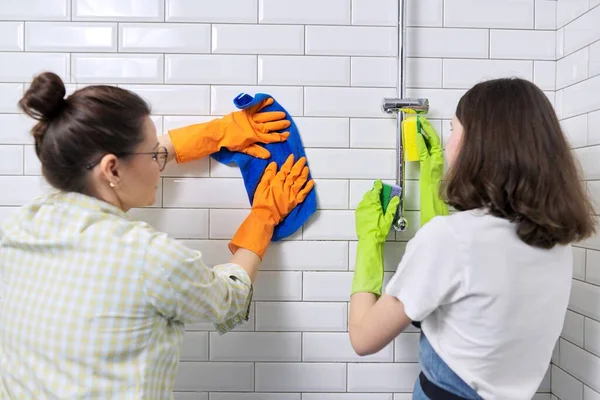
382, 98, 429, 114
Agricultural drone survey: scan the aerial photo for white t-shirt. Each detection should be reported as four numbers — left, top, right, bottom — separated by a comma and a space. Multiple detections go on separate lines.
385, 209, 572, 400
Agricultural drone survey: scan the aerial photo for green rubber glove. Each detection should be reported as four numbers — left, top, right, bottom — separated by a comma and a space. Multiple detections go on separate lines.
351, 180, 400, 296
416, 116, 449, 226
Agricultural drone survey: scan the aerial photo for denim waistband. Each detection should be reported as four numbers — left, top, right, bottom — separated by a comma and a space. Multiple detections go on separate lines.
419, 333, 482, 400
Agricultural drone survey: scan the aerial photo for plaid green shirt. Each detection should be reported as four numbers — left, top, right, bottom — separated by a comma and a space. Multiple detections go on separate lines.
0, 191, 252, 399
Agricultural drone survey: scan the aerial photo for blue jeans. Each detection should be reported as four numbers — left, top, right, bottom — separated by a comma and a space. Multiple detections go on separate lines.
412, 334, 482, 400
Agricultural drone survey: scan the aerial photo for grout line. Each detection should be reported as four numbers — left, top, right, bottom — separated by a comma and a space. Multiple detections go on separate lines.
0, 19, 560, 31
584, 248, 588, 283
209, 23, 213, 54
553, 363, 589, 389
488, 29, 491, 59
303, 25, 306, 56
0, 53, 568, 62
442, 0, 445, 27
559, 4, 596, 30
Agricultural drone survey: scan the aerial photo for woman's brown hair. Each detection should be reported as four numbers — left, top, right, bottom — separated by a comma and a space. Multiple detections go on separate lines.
19, 72, 151, 194
443, 78, 596, 249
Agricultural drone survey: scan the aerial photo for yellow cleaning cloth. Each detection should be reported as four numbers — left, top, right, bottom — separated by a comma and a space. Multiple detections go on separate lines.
402, 116, 420, 162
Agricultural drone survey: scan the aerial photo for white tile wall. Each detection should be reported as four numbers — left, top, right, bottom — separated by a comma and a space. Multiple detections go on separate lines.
1, 0, 70, 21
73, 0, 164, 21
444, 0, 535, 29
259, 0, 350, 25
0, 0, 596, 398
25, 22, 117, 52
573, 245, 587, 272
119, 23, 210, 53
0, 22, 24, 51
554, 2, 600, 398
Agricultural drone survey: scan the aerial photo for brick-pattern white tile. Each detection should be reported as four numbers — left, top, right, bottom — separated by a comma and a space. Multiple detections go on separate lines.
212, 25, 304, 55
1, 0, 598, 399
305, 26, 397, 57
444, 0, 535, 29
0, 53, 70, 83
255, 363, 347, 392
555, 6, 600, 397
210, 86, 303, 116
0, 83, 23, 113
25, 22, 117, 52
209, 332, 301, 361
72, 54, 164, 84
407, 28, 489, 58
212, 396, 300, 400
1, 0, 70, 21
165, 55, 257, 85
166, 0, 257, 23
303, 332, 394, 362
535, 1, 557, 30
73, 0, 164, 21
490, 30, 556, 60
259, 56, 350, 87
352, 0, 398, 26
0, 22, 24, 51
119, 24, 210, 53
174, 363, 254, 391
347, 363, 421, 392
256, 302, 347, 332
259, 0, 350, 25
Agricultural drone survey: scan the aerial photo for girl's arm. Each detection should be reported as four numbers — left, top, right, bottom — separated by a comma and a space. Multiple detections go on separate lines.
349, 293, 411, 356
350, 180, 410, 355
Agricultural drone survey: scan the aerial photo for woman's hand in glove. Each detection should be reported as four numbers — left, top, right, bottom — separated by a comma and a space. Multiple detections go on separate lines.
166, 97, 291, 163
229, 154, 314, 258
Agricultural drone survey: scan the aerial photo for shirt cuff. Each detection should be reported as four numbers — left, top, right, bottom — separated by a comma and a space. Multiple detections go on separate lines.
384, 284, 422, 323
212, 263, 253, 335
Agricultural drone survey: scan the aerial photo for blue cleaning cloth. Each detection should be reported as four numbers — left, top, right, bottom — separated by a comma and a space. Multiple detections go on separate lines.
211, 93, 317, 241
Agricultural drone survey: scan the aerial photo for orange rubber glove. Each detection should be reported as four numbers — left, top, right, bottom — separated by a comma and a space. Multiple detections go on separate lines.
229, 154, 315, 258
168, 97, 291, 163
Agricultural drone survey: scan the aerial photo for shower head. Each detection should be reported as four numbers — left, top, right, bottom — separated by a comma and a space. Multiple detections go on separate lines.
382, 98, 429, 114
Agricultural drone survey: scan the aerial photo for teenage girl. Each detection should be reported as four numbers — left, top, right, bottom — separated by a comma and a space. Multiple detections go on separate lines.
349, 78, 596, 400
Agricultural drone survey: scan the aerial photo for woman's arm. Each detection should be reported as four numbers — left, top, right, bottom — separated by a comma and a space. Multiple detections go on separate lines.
156, 97, 290, 165
349, 180, 408, 355
158, 133, 176, 164
349, 293, 411, 356
230, 248, 261, 283
142, 154, 314, 332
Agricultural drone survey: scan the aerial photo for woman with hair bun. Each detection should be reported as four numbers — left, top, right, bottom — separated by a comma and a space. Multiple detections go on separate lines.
0, 72, 314, 398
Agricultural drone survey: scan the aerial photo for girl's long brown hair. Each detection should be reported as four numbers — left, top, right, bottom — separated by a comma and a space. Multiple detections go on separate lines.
443, 78, 596, 249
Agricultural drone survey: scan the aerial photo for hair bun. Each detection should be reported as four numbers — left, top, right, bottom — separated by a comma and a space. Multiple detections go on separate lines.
19, 72, 67, 121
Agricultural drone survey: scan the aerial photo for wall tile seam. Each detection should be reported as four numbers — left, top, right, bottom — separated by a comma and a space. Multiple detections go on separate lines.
556, 37, 600, 62
556, 2, 600, 31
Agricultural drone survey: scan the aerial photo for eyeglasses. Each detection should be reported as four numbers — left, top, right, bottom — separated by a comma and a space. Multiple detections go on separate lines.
85, 146, 168, 172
